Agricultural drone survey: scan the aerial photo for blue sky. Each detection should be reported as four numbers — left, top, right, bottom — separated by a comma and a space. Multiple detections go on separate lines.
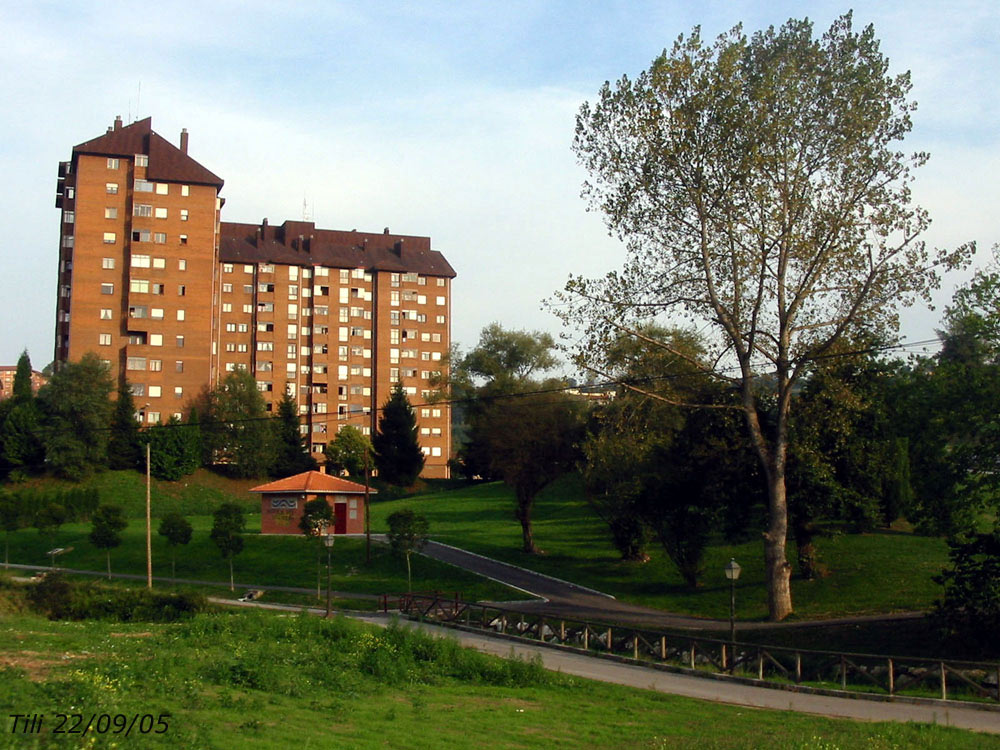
2, 1, 998, 368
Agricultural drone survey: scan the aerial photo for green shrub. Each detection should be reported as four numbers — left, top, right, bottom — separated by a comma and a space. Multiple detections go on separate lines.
26, 574, 206, 622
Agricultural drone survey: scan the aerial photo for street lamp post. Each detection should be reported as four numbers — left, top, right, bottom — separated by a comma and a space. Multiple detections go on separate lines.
324, 532, 335, 618
724, 558, 741, 654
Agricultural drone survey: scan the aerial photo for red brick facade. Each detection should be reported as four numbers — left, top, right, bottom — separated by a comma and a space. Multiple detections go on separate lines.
250, 471, 372, 535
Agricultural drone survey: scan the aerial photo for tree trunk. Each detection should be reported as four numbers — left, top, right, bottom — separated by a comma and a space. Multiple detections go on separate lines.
229, 558, 234, 592
763, 466, 793, 621
405, 552, 412, 593
106, 551, 111, 580
515, 489, 538, 554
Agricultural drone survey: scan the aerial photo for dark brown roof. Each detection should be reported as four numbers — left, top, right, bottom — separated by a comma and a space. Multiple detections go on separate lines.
73, 117, 224, 189
249, 471, 375, 494
220, 220, 456, 278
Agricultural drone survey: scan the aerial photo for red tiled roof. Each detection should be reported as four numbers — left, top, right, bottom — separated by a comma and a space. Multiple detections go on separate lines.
249, 470, 374, 494
73, 117, 224, 188
220, 221, 456, 278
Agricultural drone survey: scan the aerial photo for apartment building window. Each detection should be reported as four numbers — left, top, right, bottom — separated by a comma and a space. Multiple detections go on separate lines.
126, 357, 146, 371
132, 254, 151, 268
151, 257, 165, 269
107, 158, 120, 169
287, 324, 297, 339
287, 344, 297, 358
258, 283, 274, 293
175, 361, 184, 372
225, 322, 236, 332
288, 286, 298, 299
100, 308, 112, 320
436, 296, 446, 305
152, 283, 164, 295
238, 323, 248, 332
145, 412, 160, 425
288, 266, 299, 281
128, 305, 147, 319
176, 336, 184, 348
152, 207, 167, 220
131, 384, 145, 397
179, 235, 187, 246
225, 343, 235, 352
436, 315, 446, 324
390, 330, 400, 344
149, 386, 162, 398
222, 303, 232, 313
178, 259, 186, 271
243, 304, 253, 314
174, 387, 183, 398
223, 263, 233, 273
178, 285, 186, 296
244, 264, 254, 274
99, 333, 112, 346
134, 204, 152, 217
181, 185, 189, 196
176, 310, 185, 321
260, 263, 274, 274
63, 210, 75, 224
154, 233, 166, 244
417, 295, 427, 305
106, 183, 118, 194
288, 304, 297, 319
156, 183, 168, 195
101, 283, 115, 295
242, 284, 253, 294
130, 279, 149, 294
257, 341, 273, 352
150, 334, 163, 347
127, 332, 147, 345
390, 311, 400, 325
103, 232, 116, 244
149, 360, 162, 372
61, 236, 74, 248
222, 283, 232, 293
134, 154, 148, 167
390, 291, 400, 306
135, 179, 153, 192
102, 257, 115, 270
180, 209, 188, 221
258, 322, 274, 333
133, 229, 151, 243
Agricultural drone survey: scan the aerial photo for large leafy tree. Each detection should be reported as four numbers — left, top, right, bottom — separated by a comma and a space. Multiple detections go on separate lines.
203, 370, 276, 479
36, 353, 114, 480
484, 391, 587, 554
554, 15, 972, 620
271, 392, 317, 477
147, 416, 201, 481
373, 386, 424, 486
447, 324, 560, 480
324, 425, 372, 479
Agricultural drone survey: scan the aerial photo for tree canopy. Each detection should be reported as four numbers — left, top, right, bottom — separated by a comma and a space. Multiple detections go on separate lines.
554, 13, 973, 620
202, 370, 275, 479
324, 425, 372, 479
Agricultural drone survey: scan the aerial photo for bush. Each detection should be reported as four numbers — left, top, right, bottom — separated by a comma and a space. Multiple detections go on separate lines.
26, 574, 206, 622
934, 527, 1000, 654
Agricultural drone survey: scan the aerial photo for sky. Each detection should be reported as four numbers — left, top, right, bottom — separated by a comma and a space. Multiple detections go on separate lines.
1, 1, 998, 370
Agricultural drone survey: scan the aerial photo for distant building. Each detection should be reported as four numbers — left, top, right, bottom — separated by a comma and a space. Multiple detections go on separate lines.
53, 117, 455, 477
250, 470, 374, 535
0, 367, 47, 400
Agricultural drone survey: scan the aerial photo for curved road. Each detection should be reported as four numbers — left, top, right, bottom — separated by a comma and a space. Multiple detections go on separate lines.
416, 540, 924, 632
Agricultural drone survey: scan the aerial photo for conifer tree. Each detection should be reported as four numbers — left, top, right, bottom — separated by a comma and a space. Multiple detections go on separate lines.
271, 392, 317, 477
373, 385, 424, 486
108, 381, 142, 471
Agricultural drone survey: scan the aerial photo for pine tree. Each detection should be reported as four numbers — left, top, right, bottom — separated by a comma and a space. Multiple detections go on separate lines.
373, 385, 424, 486
108, 382, 142, 470
271, 392, 317, 477
0, 351, 44, 479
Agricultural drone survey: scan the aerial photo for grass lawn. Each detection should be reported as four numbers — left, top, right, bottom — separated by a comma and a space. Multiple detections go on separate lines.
370, 475, 951, 622
1, 515, 525, 604
0, 603, 993, 750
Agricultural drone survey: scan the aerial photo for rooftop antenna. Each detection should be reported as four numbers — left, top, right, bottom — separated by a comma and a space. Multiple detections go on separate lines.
136, 81, 141, 121
302, 196, 312, 222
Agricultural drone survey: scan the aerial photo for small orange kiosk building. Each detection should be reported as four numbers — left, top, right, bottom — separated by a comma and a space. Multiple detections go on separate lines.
250, 471, 373, 535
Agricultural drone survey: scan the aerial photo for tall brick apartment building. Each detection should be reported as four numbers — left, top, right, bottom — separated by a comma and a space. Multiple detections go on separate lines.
53, 117, 455, 478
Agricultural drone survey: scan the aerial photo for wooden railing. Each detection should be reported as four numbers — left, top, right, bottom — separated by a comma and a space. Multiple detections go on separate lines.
384, 593, 1000, 705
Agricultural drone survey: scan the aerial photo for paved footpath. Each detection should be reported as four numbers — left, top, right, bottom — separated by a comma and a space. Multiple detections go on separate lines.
218, 599, 1000, 735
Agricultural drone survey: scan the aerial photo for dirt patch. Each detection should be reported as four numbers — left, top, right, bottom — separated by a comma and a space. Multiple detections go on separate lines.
110, 632, 153, 638
0, 650, 84, 681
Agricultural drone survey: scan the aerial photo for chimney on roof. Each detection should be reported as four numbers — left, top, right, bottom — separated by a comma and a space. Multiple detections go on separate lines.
319, 463, 327, 475
179, 128, 189, 154
114, 115, 122, 131
383, 227, 390, 234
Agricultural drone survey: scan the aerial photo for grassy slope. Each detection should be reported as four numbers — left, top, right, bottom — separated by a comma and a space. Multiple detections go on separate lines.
0, 604, 993, 750
370, 475, 950, 621
2, 516, 521, 603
